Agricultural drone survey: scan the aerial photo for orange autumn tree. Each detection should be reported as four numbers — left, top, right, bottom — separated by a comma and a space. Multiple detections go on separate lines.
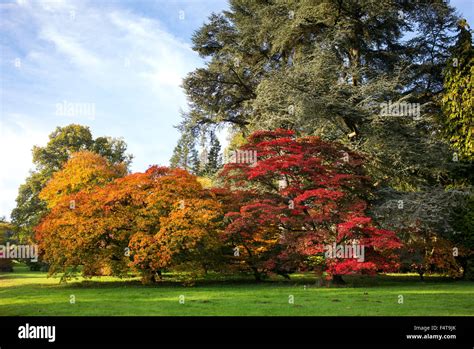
36, 166, 223, 282
39, 150, 127, 208
35, 151, 127, 275
36, 150, 130, 277
128, 167, 224, 282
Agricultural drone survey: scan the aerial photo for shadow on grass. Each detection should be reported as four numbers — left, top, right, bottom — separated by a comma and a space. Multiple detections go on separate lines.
60, 277, 278, 289
0, 272, 47, 280
42, 274, 471, 291
1, 290, 472, 316
2, 268, 470, 290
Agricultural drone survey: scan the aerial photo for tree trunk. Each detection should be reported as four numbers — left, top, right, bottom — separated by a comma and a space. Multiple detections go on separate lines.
418, 271, 425, 281
458, 257, 467, 279
252, 267, 262, 282
332, 275, 346, 285
277, 271, 290, 280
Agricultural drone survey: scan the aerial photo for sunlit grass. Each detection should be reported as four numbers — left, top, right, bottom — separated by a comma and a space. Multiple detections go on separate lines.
0, 264, 473, 316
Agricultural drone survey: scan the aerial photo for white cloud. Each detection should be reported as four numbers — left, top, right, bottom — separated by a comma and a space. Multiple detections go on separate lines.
0, 115, 50, 218
39, 28, 102, 68
0, 0, 205, 219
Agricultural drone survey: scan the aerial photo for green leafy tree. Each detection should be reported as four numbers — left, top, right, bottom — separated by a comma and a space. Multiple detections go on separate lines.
452, 193, 474, 279
438, 19, 474, 279
441, 19, 474, 161
0, 219, 15, 272
181, 0, 460, 190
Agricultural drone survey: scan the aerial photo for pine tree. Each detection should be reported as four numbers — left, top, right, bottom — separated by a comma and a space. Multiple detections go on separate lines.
169, 132, 200, 174
178, 0, 471, 264
204, 132, 222, 176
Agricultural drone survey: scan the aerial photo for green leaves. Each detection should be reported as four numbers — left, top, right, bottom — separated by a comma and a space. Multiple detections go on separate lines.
441, 21, 474, 160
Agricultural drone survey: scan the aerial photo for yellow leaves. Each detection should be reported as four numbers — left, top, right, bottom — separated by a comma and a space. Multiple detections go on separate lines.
197, 176, 213, 188
40, 151, 126, 208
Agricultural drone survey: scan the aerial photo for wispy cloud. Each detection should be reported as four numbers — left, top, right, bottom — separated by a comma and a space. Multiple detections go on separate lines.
0, 0, 227, 218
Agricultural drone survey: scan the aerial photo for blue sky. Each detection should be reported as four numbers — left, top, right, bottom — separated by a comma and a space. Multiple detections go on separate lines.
0, 0, 230, 218
0, 0, 473, 219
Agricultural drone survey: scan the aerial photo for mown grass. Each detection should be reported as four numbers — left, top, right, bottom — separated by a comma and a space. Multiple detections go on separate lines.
0, 264, 473, 316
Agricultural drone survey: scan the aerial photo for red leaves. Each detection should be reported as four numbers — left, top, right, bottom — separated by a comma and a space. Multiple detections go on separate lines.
294, 188, 345, 203
329, 260, 378, 275
337, 217, 373, 237
219, 129, 402, 279
35, 129, 403, 282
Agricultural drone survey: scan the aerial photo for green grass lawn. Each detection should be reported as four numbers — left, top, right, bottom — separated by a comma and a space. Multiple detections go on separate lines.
1, 264, 473, 316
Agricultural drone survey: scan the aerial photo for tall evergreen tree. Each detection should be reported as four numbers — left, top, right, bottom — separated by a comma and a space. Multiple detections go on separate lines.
203, 132, 222, 176
169, 132, 200, 174
176, 1, 473, 272
181, 0, 460, 189
440, 19, 474, 279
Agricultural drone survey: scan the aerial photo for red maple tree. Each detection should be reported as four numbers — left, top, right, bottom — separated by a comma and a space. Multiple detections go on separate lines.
219, 129, 402, 282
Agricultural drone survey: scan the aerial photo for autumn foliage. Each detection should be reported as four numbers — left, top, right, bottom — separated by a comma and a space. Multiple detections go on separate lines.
36, 166, 223, 282
218, 129, 402, 281
399, 225, 464, 280
36, 130, 402, 283
39, 150, 127, 208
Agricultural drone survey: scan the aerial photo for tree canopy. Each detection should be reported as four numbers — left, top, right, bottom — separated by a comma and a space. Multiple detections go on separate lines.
11, 124, 132, 243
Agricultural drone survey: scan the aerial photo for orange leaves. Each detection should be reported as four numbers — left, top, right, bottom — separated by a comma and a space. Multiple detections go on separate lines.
36, 163, 224, 282
35, 130, 402, 282
128, 233, 164, 274
39, 151, 126, 209
157, 197, 222, 251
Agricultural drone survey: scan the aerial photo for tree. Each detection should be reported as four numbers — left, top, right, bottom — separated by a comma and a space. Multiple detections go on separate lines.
169, 132, 200, 174
218, 129, 401, 282
11, 124, 132, 243
36, 166, 224, 283
203, 132, 222, 176
39, 151, 127, 209
128, 167, 224, 282
452, 193, 474, 280
441, 19, 474, 161
36, 188, 130, 278
0, 219, 15, 272
150, 195, 223, 278
371, 187, 473, 279
31, 125, 132, 174
181, 0, 459, 190
178, 1, 469, 284
399, 225, 464, 280
11, 171, 48, 243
